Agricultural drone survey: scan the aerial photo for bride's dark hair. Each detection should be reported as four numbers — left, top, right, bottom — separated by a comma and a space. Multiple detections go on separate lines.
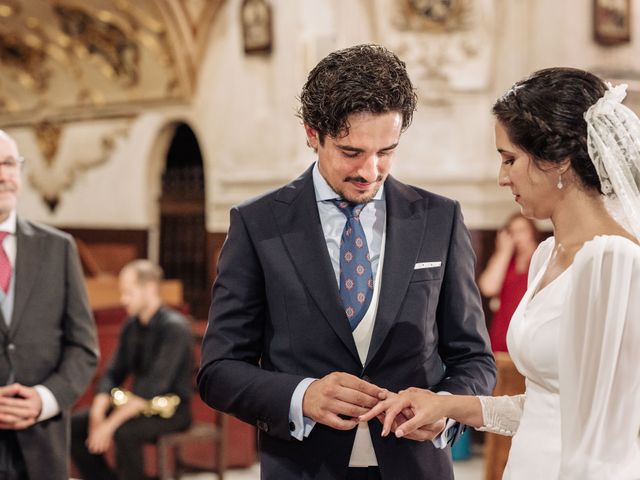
492, 67, 607, 193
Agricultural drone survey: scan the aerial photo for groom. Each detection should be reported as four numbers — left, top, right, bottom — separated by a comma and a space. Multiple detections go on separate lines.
198, 44, 496, 479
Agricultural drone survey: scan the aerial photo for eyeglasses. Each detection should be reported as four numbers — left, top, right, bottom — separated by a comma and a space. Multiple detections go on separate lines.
0, 156, 24, 173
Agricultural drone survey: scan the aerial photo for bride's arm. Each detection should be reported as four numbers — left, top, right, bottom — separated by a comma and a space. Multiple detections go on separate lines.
475, 394, 525, 436
360, 389, 525, 438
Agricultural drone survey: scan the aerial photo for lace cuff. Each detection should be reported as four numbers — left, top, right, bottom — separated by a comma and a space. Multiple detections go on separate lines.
475, 394, 525, 436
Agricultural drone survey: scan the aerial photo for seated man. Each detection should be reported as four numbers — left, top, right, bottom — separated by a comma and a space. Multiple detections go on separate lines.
71, 260, 193, 480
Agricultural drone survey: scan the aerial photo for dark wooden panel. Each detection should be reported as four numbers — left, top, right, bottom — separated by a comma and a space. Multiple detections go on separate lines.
61, 227, 148, 276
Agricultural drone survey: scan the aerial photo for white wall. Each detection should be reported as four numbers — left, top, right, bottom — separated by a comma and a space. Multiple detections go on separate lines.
10, 0, 640, 232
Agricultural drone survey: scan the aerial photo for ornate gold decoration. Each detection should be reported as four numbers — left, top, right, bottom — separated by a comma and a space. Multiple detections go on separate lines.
111, 387, 181, 419
0, 0, 225, 128
0, 30, 49, 91
34, 121, 62, 167
0, 1, 21, 18
54, 4, 140, 86
394, 0, 473, 32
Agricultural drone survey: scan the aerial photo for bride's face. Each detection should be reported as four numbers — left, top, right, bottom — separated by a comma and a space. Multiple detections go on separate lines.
495, 121, 561, 220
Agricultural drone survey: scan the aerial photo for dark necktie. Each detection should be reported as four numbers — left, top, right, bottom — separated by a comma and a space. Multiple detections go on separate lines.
0, 232, 11, 294
332, 201, 373, 331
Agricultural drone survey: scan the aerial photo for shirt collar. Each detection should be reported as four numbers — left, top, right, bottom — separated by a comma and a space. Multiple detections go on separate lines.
0, 210, 17, 235
135, 305, 164, 328
312, 162, 385, 202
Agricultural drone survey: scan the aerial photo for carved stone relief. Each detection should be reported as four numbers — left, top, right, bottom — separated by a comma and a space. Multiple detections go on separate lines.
372, 0, 496, 105
33, 121, 62, 167
0, 0, 224, 126
394, 0, 474, 32
0, 0, 224, 207
27, 123, 129, 212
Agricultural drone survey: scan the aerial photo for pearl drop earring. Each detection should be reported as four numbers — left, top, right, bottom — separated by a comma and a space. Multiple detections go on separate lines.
557, 173, 563, 190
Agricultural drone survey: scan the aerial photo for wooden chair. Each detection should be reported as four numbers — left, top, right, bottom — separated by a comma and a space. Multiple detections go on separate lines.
152, 319, 228, 480
156, 411, 227, 480
483, 351, 526, 480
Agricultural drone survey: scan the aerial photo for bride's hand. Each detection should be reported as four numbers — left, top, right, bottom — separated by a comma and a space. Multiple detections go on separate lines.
371, 390, 415, 434
360, 388, 447, 438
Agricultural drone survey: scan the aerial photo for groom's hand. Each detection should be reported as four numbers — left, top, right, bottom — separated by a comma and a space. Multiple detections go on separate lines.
303, 372, 383, 430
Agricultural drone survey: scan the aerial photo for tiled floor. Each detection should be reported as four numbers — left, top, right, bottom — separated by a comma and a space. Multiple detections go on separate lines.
182, 454, 484, 480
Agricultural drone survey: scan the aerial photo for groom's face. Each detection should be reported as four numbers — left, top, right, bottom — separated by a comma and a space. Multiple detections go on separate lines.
306, 111, 402, 204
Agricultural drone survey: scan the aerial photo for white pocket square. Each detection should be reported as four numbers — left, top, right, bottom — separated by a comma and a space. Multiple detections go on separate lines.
414, 261, 442, 270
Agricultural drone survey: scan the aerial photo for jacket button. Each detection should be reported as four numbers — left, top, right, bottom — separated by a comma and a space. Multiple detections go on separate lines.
7, 343, 15, 352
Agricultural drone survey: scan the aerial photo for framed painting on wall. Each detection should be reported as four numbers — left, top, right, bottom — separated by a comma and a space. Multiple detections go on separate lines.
594, 0, 631, 46
241, 0, 272, 54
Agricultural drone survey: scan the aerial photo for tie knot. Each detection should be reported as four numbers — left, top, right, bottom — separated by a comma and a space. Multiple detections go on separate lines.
0, 231, 8, 242
332, 200, 365, 219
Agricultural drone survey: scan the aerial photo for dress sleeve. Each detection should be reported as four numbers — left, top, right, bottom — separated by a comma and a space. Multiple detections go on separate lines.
559, 236, 640, 479
476, 394, 526, 436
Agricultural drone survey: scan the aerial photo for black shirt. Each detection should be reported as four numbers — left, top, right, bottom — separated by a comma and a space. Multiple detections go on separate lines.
98, 306, 193, 401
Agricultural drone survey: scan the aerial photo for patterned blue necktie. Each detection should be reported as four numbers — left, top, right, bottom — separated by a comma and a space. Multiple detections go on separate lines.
332, 200, 374, 331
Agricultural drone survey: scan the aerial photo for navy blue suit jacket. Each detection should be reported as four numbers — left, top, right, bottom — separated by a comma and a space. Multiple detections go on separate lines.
198, 167, 496, 479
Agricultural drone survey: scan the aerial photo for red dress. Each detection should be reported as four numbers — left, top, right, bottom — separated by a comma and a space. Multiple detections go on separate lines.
489, 256, 529, 353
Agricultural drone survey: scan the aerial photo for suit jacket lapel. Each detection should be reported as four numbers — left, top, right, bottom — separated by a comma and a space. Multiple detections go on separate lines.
0, 304, 7, 335
273, 167, 360, 362
10, 218, 42, 336
365, 176, 428, 368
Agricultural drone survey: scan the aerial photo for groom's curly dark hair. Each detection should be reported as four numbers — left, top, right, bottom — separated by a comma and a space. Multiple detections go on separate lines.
298, 44, 417, 144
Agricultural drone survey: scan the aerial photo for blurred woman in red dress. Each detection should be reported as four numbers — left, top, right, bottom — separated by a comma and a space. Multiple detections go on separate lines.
478, 214, 540, 353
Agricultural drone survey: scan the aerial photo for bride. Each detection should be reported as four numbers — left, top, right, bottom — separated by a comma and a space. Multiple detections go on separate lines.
361, 67, 640, 479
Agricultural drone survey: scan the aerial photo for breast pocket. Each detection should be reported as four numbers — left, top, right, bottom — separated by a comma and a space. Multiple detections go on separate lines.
409, 265, 443, 282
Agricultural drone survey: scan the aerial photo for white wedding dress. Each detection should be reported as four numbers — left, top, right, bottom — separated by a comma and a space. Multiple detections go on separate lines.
479, 235, 640, 479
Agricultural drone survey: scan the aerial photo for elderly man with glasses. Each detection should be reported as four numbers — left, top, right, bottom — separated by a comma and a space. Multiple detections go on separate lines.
0, 130, 98, 480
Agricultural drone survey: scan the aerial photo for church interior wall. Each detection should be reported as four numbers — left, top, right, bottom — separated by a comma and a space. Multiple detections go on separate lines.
2, 0, 639, 279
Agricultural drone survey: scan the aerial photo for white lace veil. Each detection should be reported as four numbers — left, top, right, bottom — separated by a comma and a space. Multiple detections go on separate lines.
585, 83, 640, 241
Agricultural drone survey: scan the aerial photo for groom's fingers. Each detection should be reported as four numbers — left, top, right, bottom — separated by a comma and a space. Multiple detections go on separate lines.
377, 389, 391, 400
332, 399, 373, 418
303, 372, 383, 429
358, 399, 388, 422
314, 398, 363, 430
317, 409, 360, 431
338, 375, 383, 405
336, 387, 380, 410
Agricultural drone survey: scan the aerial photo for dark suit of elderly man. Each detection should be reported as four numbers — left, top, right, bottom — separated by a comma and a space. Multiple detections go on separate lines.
0, 130, 98, 480
198, 45, 496, 480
